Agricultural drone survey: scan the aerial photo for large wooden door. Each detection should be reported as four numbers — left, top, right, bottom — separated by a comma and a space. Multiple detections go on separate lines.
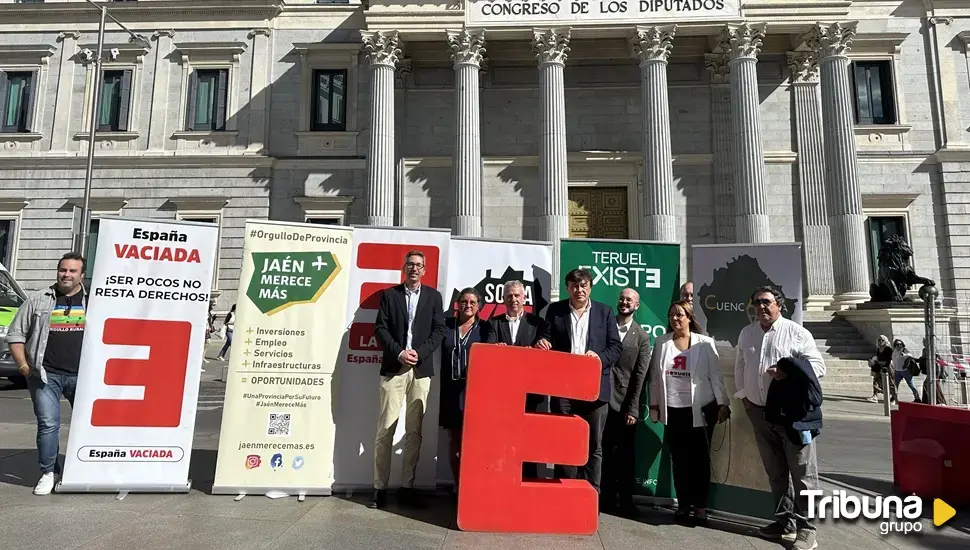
568, 187, 629, 239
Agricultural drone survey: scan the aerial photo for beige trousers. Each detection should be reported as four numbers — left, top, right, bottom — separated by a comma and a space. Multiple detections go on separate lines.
373, 369, 431, 489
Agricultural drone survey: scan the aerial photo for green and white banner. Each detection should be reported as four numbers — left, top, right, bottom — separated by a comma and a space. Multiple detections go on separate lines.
212, 220, 353, 496
559, 238, 681, 499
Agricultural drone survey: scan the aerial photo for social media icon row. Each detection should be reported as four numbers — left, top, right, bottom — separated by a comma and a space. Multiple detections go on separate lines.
244, 453, 305, 471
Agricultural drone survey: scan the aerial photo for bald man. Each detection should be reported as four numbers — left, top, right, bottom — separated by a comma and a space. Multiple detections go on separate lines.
601, 288, 651, 516
680, 281, 694, 305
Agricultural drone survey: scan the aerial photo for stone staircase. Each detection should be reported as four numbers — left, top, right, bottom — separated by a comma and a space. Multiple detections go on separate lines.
802, 311, 878, 395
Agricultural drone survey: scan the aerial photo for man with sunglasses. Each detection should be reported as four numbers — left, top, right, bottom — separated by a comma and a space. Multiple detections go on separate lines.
370, 250, 446, 509
6, 252, 87, 496
735, 286, 825, 550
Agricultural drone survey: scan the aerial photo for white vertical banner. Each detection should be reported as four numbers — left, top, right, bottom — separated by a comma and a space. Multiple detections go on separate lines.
436, 237, 553, 485
692, 243, 804, 346
59, 217, 218, 493
333, 226, 451, 491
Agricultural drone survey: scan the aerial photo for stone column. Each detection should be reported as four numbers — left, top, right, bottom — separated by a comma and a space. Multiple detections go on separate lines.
788, 51, 836, 307
447, 29, 486, 237
51, 31, 80, 152
362, 31, 403, 227
719, 23, 771, 243
809, 22, 870, 303
147, 30, 175, 153
533, 28, 570, 297
632, 25, 677, 243
705, 52, 735, 243
247, 28, 271, 154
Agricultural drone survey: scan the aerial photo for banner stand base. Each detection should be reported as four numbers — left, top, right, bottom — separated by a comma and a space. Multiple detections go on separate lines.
55, 480, 193, 494
632, 495, 774, 528
211, 485, 332, 499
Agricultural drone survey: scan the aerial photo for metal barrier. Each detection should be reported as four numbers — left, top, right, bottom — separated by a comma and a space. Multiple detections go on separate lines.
920, 285, 970, 409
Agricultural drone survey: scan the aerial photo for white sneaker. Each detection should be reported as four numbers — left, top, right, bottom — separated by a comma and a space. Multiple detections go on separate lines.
33, 472, 56, 495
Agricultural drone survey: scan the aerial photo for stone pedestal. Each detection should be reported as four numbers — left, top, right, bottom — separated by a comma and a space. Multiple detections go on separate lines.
837, 302, 955, 351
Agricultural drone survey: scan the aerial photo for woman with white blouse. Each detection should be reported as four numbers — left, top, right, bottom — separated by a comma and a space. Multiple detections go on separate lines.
648, 299, 731, 524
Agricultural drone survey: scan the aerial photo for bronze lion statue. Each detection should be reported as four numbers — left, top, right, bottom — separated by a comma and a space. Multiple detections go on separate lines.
869, 234, 935, 302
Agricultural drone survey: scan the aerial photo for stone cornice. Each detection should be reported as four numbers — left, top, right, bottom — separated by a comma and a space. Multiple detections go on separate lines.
0, 0, 284, 23
0, 155, 274, 170
0, 44, 57, 64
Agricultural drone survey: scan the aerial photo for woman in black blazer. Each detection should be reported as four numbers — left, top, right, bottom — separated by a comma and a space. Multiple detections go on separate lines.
439, 287, 489, 491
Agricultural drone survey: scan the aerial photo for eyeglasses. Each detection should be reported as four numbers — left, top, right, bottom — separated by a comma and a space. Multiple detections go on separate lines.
752, 298, 774, 306
405, 262, 424, 269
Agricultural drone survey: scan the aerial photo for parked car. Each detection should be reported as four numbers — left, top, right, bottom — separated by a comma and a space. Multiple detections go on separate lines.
0, 263, 28, 387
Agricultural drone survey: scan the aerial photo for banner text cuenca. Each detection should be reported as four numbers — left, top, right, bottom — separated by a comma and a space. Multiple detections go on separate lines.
466, 0, 741, 27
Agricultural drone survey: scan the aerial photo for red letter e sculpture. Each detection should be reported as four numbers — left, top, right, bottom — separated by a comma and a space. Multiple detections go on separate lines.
457, 343, 600, 534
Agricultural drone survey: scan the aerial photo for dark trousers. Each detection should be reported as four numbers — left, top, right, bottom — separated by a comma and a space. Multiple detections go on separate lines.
601, 406, 637, 506
553, 398, 609, 493
666, 406, 714, 509
523, 394, 544, 479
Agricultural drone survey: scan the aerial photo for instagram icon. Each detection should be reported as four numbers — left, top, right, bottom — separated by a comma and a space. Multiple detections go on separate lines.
245, 455, 261, 469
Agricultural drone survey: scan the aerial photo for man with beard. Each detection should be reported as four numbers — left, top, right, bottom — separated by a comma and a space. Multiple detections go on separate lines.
600, 288, 651, 516
486, 279, 548, 478
6, 252, 88, 495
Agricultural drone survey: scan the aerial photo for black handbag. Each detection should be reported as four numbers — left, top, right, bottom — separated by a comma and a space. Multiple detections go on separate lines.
701, 399, 720, 427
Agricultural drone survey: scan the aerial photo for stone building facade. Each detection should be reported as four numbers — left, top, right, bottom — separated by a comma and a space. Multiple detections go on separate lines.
1, 0, 969, 316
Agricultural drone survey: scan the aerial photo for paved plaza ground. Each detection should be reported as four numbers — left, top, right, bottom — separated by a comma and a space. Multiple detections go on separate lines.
1, 351, 969, 549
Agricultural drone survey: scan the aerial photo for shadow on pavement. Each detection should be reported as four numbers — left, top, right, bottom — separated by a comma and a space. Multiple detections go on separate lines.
341, 491, 458, 530
0, 448, 37, 488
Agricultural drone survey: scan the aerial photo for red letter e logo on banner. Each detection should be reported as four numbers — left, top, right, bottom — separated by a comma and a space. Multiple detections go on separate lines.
91, 318, 192, 428
457, 344, 600, 534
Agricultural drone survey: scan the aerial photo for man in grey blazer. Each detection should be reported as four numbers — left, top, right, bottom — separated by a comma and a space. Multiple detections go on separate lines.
601, 288, 651, 515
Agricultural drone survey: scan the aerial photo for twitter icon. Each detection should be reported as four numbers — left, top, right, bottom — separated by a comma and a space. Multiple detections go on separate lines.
292, 456, 305, 470
270, 453, 283, 470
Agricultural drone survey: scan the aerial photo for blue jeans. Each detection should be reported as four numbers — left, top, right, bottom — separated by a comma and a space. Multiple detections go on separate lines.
218, 329, 233, 357
27, 371, 77, 474
894, 370, 920, 400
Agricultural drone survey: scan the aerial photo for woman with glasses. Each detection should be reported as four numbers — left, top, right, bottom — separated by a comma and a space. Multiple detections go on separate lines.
439, 287, 489, 493
648, 299, 730, 524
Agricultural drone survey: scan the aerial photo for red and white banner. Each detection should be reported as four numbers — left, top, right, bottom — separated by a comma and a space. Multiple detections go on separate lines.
437, 237, 553, 484
333, 226, 451, 490
59, 217, 218, 493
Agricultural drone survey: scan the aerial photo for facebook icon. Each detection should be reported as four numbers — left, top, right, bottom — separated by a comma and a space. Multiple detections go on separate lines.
271, 453, 283, 470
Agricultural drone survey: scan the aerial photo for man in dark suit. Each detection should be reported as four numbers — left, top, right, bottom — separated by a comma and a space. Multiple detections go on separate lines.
536, 268, 623, 493
370, 250, 446, 509
486, 279, 548, 478
601, 288, 651, 516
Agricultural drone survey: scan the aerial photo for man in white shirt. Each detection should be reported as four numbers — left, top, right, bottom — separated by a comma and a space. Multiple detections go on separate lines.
536, 269, 623, 493
486, 280, 548, 478
735, 286, 824, 550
